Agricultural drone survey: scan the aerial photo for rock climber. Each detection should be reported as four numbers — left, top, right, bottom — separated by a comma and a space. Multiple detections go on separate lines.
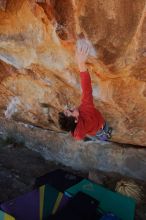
58, 41, 112, 141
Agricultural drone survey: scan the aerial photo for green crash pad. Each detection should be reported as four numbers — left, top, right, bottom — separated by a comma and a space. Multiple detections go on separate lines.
40, 184, 63, 219
40, 184, 70, 219
65, 179, 136, 220
0, 210, 15, 220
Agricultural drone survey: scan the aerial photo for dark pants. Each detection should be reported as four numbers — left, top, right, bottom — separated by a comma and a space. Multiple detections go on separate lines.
84, 122, 112, 142
95, 122, 112, 141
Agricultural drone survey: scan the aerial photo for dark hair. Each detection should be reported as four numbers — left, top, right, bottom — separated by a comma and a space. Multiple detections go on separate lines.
58, 112, 76, 132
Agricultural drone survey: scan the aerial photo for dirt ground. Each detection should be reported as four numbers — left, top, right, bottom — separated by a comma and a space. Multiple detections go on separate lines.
0, 138, 146, 220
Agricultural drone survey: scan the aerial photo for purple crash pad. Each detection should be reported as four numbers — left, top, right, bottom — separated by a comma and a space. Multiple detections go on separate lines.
0, 184, 71, 220
1, 189, 39, 220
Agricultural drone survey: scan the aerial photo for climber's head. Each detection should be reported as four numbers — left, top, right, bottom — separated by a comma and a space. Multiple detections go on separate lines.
58, 107, 79, 132
63, 107, 79, 120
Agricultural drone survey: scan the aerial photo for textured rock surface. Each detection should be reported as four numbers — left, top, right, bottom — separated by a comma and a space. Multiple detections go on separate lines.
0, 117, 146, 181
0, 138, 59, 203
0, 0, 146, 146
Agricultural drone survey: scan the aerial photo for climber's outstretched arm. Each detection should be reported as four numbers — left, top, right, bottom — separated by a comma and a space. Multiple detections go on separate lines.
76, 41, 94, 106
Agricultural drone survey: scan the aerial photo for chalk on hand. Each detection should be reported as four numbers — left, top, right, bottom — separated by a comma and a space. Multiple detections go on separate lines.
76, 38, 97, 58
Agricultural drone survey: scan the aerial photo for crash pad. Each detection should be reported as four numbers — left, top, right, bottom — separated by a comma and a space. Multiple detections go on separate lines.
65, 179, 136, 220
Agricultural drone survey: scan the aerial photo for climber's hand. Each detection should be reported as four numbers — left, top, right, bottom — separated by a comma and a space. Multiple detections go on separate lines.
76, 41, 90, 72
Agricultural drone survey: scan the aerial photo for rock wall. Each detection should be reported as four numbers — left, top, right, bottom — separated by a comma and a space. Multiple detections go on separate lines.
0, 0, 146, 146
0, 117, 146, 181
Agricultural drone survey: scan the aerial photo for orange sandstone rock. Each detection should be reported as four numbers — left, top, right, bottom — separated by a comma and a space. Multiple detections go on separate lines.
0, 0, 146, 146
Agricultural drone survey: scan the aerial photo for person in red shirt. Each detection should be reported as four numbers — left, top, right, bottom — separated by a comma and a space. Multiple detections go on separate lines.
58, 42, 112, 141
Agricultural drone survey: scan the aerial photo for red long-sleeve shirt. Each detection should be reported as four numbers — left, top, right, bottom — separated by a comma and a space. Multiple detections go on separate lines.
72, 71, 104, 140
